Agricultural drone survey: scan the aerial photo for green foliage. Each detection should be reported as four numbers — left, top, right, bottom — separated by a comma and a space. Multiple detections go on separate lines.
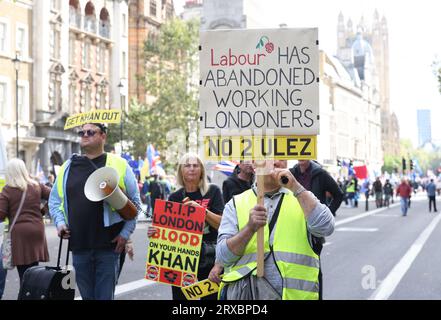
120, 19, 200, 168
382, 139, 441, 175
382, 154, 401, 174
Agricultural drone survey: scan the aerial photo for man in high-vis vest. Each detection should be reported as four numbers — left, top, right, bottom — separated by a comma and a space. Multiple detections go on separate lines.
49, 123, 141, 300
216, 160, 335, 300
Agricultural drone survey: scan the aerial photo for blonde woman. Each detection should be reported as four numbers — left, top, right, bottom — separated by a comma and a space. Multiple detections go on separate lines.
0, 159, 51, 284
148, 153, 224, 300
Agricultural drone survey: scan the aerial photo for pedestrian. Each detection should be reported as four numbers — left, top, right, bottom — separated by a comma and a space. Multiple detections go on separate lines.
426, 179, 437, 212
216, 160, 335, 300
48, 123, 141, 300
0, 242, 6, 299
149, 174, 164, 214
148, 153, 224, 300
141, 176, 152, 217
289, 159, 342, 299
372, 177, 383, 208
338, 178, 348, 206
346, 176, 356, 207
222, 160, 254, 204
361, 179, 370, 211
45, 174, 55, 188
407, 180, 412, 208
383, 179, 393, 208
396, 178, 412, 216
0, 158, 51, 291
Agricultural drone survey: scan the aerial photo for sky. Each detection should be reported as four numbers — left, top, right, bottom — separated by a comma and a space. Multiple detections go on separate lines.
174, 0, 441, 147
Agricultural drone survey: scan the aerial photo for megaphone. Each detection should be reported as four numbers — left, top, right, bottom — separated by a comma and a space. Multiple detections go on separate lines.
84, 167, 137, 220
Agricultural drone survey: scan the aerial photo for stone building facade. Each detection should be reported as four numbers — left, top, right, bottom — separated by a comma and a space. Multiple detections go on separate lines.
0, 0, 44, 170
128, 0, 174, 105
33, 0, 128, 174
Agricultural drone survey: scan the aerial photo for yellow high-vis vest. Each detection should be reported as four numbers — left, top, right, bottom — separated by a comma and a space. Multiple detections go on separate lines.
220, 189, 320, 300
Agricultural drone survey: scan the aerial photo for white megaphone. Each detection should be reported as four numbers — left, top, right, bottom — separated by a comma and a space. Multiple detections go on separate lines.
84, 167, 137, 220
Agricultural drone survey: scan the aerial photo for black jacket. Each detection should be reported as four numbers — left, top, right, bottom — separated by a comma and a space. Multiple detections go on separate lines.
290, 161, 344, 216
222, 173, 252, 204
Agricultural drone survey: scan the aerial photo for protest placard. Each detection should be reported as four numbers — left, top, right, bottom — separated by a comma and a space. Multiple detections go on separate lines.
145, 199, 206, 287
64, 109, 121, 130
200, 28, 319, 143
199, 28, 319, 277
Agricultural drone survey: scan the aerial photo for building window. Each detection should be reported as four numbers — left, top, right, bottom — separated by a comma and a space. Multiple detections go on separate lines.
97, 44, 106, 73
84, 1, 97, 33
122, 51, 127, 77
82, 40, 91, 69
122, 13, 127, 36
17, 84, 28, 123
0, 82, 7, 119
84, 87, 92, 111
0, 21, 8, 53
98, 88, 106, 109
50, 23, 60, 60
150, 0, 157, 17
99, 8, 110, 38
49, 76, 62, 111
121, 94, 126, 112
69, 0, 81, 28
51, 0, 61, 11
16, 26, 27, 57
69, 83, 76, 112
69, 37, 75, 65
166, 3, 173, 19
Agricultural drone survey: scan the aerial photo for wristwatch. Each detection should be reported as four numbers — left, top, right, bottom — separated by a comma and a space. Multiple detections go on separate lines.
293, 186, 307, 197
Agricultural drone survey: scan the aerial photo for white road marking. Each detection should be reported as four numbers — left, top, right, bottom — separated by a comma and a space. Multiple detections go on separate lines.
372, 214, 401, 217
75, 278, 158, 300
336, 194, 427, 226
335, 204, 399, 226
369, 213, 441, 300
336, 227, 378, 232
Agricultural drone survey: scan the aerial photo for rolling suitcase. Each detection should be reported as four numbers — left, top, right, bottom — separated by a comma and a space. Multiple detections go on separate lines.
18, 237, 75, 300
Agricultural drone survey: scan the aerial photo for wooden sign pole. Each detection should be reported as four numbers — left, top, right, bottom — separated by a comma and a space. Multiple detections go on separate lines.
255, 161, 265, 278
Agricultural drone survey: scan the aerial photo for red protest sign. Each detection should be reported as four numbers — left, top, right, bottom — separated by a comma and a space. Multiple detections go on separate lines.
152, 199, 206, 234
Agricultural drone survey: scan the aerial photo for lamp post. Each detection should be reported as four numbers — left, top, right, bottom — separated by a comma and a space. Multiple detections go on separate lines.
118, 81, 124, 153
12, 52, 20, 158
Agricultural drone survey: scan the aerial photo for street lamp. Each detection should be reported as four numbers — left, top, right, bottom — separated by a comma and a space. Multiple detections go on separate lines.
118, 81, 124, 153
12, 52, 20, 158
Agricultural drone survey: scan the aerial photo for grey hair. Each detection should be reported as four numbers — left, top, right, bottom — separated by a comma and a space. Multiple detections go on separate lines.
176, 153, 209, 196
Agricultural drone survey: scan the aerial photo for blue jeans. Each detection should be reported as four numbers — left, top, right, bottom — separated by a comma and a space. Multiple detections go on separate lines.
0, 244, 7, 299
72, 249, 120, 300
400, 197, 409, 216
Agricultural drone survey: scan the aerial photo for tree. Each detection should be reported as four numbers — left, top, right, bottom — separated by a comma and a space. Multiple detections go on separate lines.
108, 19, 200, 170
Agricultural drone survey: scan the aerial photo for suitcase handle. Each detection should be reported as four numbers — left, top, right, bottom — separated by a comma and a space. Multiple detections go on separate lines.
56, 237, 70, 269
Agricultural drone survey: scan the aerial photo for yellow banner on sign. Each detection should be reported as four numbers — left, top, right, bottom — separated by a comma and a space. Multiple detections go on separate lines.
64, 109, 121, 130
181, 278, 220, 300
204, 135, 317, 161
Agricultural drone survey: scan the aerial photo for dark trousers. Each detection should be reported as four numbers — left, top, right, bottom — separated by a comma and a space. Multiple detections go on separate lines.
318, 269, 323, 300
17, 262, 38, 283
171, 265, 217, 300
17, 262, 39, 299
429, 196, 437, 212
117, 249, 126, 282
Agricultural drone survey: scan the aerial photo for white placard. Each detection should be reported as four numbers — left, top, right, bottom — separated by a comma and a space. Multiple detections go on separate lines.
199, 28, 319, 136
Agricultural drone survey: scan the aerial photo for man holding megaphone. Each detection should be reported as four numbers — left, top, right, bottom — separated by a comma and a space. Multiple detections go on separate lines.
48, 123, 141, 300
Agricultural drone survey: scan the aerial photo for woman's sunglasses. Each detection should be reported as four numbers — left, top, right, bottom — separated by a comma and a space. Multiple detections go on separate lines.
78, 129, 100, 137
